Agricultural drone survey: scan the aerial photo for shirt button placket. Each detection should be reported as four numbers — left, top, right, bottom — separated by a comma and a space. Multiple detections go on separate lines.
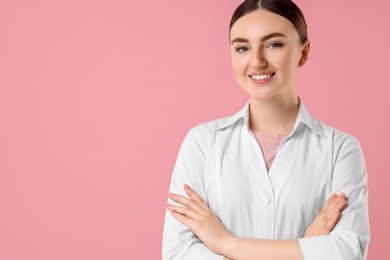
262, 195, 271, 204
258, 190, 276, 239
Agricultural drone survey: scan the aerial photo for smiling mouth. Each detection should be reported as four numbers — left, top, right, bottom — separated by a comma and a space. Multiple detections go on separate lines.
249, 73, 276, 80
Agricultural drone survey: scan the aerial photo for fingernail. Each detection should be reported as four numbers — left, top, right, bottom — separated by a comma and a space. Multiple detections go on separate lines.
184, 184, 190, 190
168, 193, 175, 197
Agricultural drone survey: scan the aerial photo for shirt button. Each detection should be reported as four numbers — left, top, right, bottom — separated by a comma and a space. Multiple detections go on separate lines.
262, 196, 271, 204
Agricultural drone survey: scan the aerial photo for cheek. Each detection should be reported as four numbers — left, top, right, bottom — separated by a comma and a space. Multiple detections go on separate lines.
277, 51, 300, 75
231, 54, 248, 75
230, 56, 240, 79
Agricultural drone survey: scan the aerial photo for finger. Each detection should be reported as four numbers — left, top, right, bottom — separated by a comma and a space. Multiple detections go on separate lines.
321, 210, 341, 235
321, 193, 338, 211
183, 184, 213, 214
326, 195, 347, 215
337, 197, 348, 211
167, 203, 198, 219
170, 209, 194, 228
304, 194, 347, 237
315, 197, 347, 234
314, 194, 337, 224
325, 194, 343, 210
168, 193, 206, 215
310, 194, 344, 231
320, 194, 346, 218
321, 200, 346, 236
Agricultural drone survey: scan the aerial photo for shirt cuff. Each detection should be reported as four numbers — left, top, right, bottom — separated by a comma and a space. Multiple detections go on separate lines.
298, 236, 338, 260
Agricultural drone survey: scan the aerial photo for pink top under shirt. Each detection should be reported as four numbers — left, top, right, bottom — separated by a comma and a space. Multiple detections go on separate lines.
252, 130, 289, 173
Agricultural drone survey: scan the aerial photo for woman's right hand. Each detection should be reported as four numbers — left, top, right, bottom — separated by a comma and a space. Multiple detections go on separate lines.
303, 193, 347, 237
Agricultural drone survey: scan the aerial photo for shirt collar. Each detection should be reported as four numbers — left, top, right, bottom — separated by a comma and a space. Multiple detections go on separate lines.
215, 96, 327, 139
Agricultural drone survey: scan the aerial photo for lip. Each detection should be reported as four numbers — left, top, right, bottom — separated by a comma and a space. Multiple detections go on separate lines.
248, 72, 276, 84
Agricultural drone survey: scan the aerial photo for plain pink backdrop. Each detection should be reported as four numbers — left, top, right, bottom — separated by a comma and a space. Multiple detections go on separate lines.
0, 0, 388, 259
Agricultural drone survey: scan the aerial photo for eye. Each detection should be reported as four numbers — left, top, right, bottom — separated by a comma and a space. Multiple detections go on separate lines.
235, 46, 249, 53
267, 42, 283, 49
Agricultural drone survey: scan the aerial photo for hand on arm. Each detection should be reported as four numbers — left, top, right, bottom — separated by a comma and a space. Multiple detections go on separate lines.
167, 184, 233, 255
304, 192, 347, 237
167, 184, 347, 260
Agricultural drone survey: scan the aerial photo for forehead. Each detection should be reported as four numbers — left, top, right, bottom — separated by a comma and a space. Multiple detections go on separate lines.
230, 9, 299, 41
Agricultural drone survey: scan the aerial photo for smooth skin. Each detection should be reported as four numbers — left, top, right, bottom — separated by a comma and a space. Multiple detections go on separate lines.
167, 8, 347, 260
230, 9, 309, 135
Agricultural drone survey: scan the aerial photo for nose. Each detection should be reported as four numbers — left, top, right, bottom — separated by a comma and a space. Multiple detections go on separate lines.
251, 49, 267, 68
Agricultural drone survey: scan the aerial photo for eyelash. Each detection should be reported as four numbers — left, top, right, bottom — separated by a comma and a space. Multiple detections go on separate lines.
236, 47, 249, 53
235, 42, 283, 53
268, 42, 283, 49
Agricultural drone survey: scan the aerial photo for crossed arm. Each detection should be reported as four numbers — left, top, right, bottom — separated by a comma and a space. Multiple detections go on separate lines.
163, 128, 369, 259
167, 184, 347, 260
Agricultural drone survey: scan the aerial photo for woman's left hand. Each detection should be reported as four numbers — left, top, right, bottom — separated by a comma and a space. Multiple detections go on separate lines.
167, 184, 233, 255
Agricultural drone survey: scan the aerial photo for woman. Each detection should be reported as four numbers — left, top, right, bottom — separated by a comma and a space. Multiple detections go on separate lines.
162, 0, 370, 259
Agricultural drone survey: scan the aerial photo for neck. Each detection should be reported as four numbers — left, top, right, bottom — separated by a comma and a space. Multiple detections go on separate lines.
248, 94, 300, 135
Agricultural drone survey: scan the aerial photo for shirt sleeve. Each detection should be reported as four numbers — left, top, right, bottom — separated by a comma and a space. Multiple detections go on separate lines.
162, 126, 225, 260
298, 134, 370, 260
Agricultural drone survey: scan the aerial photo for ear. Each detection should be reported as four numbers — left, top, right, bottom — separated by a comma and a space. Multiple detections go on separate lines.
298, 41, 310, 67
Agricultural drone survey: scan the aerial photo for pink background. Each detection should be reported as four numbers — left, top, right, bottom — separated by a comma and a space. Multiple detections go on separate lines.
0, 0, 388, 259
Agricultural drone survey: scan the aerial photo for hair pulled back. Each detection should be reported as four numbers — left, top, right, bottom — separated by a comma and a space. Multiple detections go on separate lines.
229, 0, 308, 44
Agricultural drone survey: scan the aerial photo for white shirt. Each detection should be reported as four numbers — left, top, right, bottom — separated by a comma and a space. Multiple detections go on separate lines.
162, 97, 370, 260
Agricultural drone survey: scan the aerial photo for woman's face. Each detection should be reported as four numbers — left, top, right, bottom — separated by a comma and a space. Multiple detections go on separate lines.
230, 9, 309, 101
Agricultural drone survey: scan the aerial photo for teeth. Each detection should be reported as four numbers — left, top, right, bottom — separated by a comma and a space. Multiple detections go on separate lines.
251, 74, 272, 80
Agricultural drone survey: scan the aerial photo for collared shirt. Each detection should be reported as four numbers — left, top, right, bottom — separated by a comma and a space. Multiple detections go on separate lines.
162, 97, 370, 260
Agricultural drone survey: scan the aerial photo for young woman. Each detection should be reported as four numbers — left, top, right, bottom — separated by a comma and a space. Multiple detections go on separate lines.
162, 0, 370, 259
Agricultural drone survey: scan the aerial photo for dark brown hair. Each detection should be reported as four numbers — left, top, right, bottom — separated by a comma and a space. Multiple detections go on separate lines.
229, 0, 308, 44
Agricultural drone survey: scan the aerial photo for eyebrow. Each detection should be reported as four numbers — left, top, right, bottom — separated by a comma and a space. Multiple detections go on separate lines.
230, 32, 287, 44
